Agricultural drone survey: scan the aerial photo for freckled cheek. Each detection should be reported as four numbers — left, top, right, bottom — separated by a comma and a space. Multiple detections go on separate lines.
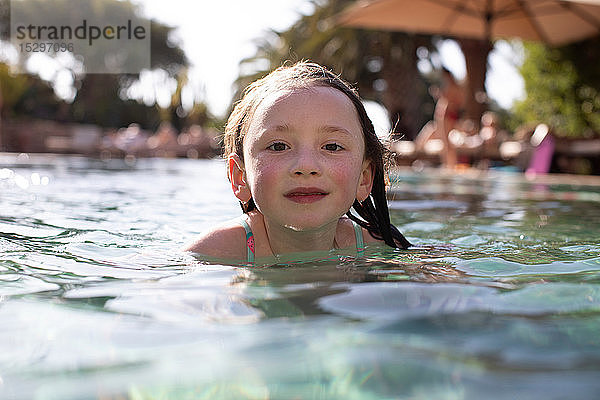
328, 158, 363, 196
246, 158, 283, 197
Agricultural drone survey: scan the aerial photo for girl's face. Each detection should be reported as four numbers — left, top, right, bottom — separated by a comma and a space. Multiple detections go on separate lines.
235, 86, 373, 232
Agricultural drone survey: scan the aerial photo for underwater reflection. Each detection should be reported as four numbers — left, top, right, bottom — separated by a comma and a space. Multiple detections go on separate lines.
233, 246, 478, 320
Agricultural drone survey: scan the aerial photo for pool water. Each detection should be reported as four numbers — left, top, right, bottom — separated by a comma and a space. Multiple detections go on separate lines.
1, 154, 600, 399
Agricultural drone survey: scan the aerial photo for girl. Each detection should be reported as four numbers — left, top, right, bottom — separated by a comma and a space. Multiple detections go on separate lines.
185, 61, 411, 263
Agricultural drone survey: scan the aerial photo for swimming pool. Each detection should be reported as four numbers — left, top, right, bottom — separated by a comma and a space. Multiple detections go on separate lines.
1, 154, 599, 399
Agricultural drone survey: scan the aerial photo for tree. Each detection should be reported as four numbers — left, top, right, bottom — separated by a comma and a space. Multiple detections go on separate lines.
66, 9, 189, 129
511, 36, 600, 138
0, 0, 212, 130
0, 63, 32, 118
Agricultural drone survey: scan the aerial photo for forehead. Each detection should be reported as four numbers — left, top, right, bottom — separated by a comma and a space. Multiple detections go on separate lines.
247, 86, 362, 135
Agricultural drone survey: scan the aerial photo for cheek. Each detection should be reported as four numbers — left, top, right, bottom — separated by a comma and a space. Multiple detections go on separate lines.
329, 158, 364, 194
246, 157, 281, 194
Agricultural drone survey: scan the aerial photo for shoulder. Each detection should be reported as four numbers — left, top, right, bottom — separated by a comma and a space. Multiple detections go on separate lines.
338, 217, 383, 247
360, 224, 384, 244
183, 218, 247, 260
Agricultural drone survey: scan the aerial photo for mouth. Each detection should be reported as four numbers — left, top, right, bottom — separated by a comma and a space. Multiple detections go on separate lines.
284, 187, 329, 204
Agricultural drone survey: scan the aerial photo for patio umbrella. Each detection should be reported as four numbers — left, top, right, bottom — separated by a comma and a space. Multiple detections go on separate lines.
338, 0, 600, 121
339, 0, 600, 46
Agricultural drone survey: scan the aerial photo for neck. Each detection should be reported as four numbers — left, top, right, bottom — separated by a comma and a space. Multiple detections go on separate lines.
262, 216, 339, 256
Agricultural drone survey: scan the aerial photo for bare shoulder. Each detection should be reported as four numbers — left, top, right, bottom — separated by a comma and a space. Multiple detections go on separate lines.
183, 219, 246, 260
363, 227, 384, 244
338, 217, 384, 247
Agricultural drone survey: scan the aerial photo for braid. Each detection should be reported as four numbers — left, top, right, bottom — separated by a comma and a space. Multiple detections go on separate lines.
347, 170, 411, 249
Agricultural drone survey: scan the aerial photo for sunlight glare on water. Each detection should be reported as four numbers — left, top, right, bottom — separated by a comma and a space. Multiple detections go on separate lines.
1, 155, 599, 399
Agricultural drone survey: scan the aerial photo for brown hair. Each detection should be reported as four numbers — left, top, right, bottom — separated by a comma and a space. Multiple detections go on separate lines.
223, 61, 410, 249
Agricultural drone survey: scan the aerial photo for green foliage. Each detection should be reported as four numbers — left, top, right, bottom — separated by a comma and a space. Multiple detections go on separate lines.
511, 38, 600, 138
0, 62, 66, 120
0, 0, 214, 130
0, 63, 31, 116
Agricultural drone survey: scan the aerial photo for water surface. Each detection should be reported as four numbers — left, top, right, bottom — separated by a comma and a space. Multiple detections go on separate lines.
1, 155, 599, 399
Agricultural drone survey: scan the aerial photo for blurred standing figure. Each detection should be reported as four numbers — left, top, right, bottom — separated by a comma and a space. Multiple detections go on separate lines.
415, 67, 465, 168
434, 68, 465, 169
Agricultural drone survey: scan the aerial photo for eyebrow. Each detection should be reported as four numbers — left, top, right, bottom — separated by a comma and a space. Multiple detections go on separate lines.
319, 125, 355, 137
272, 124, 290, 132
264, 124, 357, 138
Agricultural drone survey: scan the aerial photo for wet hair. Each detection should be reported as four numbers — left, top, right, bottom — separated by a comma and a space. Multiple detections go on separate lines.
223, 61, 411, 249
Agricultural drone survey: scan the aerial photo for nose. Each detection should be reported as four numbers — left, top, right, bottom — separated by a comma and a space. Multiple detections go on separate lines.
291, 148, 321, 176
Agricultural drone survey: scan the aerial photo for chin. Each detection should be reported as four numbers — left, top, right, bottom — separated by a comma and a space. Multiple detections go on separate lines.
281, 213, 342, 232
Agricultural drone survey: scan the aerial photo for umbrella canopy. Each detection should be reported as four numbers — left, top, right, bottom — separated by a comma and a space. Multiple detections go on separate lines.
338, 0, 600, 124
339, 0, 600, 46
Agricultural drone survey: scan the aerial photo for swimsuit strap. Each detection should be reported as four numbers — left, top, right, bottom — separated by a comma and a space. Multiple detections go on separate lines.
240, 217, 364, 263
239, 217, 255, 264
351, 220, 365, 255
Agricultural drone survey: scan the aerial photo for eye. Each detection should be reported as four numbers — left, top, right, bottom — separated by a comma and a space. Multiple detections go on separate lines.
323, 143, 344, 152
267, 142, 289, 151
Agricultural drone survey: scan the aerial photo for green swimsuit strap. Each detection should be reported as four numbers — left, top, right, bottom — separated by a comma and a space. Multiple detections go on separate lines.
239, 217, 255, 264
352, 220, 365, 255
240, 218, 363, 263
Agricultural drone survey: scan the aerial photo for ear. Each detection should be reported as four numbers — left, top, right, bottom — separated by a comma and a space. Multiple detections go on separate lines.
356, 159, 374, 202
228, 154, 252, 203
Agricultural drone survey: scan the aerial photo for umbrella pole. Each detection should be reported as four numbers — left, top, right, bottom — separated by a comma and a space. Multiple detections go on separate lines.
457, 37, 493, 129
458, 0, 493, 129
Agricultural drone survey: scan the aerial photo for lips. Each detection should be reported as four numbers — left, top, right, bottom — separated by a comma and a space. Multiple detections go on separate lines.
284, 187, 329, 204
